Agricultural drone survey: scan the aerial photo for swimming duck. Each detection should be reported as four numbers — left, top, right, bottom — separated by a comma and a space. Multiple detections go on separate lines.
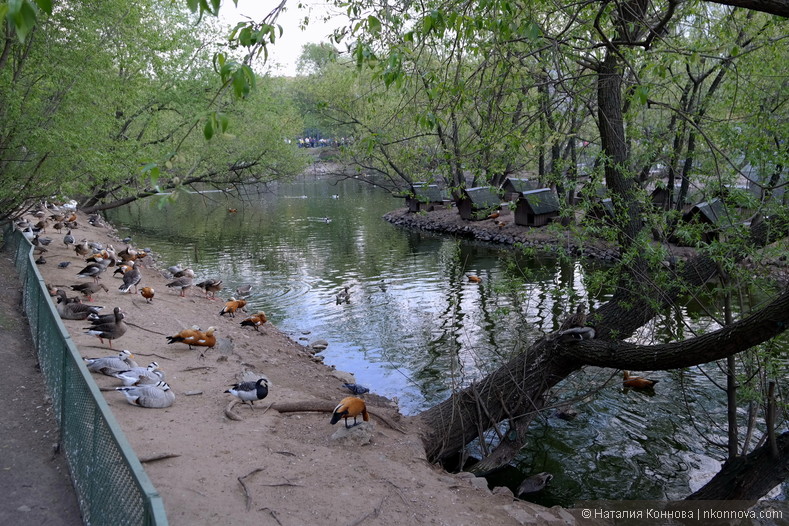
235, 284, 253, 297
335, 286, 350, 305
467, 275, 482, 283
330, 396, 369, 428
116, 381, 175, 408
84, 349, 136, 376
196, 279, 223, 299
239, 311, 267, 331
517, 472, 553, 495
140, 286, 155, 303
219, 298, 247, 317
225, 377, 269, 408
84, 306, 127, 348
622, 371, 659, 390
113, 362, 165, 386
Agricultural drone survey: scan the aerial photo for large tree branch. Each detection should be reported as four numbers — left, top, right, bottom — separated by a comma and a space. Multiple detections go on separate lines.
704, 0, 789, 18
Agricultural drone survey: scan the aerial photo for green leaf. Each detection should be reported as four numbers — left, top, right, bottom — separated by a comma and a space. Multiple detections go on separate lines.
367, 15, 382, 35
204, 118, 214, 140
33, 0, 52, 14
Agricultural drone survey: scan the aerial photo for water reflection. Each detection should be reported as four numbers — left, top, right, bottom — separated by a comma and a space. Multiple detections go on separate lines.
106, 175, 787, 506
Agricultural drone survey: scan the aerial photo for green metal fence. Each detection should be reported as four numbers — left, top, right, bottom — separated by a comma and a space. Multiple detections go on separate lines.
2, 223, 168, 526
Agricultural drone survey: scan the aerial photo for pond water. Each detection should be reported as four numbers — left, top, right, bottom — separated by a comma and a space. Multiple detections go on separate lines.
105, 173, 787, 507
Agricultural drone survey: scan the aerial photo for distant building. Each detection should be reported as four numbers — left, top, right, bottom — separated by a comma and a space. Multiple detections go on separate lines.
456, 187, 502, 220
514, 188, 560, 227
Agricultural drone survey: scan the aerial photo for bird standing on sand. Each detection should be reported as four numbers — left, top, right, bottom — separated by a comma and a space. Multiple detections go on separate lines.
196, 279, 223, 299
225, 377, 269, 408
330, 396, 369, 428
140, 286, 155, 303
116, 381, 175, 408
63, 230, 74, 247
622, 371, 659, 390
76, 258, 111, 283
166, 275, 193, 297
118, 260, 142, 294
166, 326, 217, 358
239, 311, 267, 331
84, 306, 127, 348
71, 282, 109, 302
219, 298, 247, 317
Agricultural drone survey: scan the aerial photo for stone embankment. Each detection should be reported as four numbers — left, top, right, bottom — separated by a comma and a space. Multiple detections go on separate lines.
384, 207, 621, 262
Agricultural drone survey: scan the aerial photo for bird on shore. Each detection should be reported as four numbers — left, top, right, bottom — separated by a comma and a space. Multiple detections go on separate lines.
118, 261, 142, 294
74, 239, 91, 257
58, 261, 71, 268
555, 327, 596, 343
219, 298, 247, 317
343, 383, 370, 395
140, 286, 155, 303
335, 286, 350, 305
70, 282, 109, 302
63, 230, 74, 247
112, 362, 165, 386
166, 326, 217, 358
172, 268, 195, 279
196, 279, 223, 299
559, 304, 587, 331
239, 312, 267, 331
622, 371, 659, 390
84, 349, 136, 376
166, 276, 193, 297
330, 396, 369, 428
225, 377, 269, 408
116, 381, 175, 408
76, 257, 111, 283
55, 291, 103, 320
84, 306, 127, 348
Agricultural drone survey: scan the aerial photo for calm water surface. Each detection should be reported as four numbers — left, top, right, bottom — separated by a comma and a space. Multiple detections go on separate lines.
105, 174, 786, 506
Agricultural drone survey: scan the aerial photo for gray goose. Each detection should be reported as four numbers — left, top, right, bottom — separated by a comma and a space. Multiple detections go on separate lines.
118, 261, 142, 294
166, 276, 193, 297
84, 306, 127, 348
70, 282, 109, 301
116, 381, 175, 408
84, 349, 136, 376
55, 291, 103, 320
113, 362, 165, 386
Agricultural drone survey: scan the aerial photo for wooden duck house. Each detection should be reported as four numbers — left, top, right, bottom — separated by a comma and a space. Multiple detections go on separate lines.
404, 183, 447, 212
456, 187, 502, 220
500, 177, 541, 202
514, 188, 560, 227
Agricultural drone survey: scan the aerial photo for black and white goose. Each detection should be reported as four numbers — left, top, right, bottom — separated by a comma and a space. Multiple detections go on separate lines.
225, 377, 269, 408
116, 381, 175, 408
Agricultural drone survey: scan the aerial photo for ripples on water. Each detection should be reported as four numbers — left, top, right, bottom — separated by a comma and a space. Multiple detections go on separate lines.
106, 176, 787, 506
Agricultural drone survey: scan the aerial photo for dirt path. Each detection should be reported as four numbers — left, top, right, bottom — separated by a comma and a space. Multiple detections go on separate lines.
0, 249, 82, 525
13, 211, 578, 526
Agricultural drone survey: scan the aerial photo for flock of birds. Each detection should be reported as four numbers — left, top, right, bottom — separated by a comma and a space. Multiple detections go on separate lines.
16, 202, 376, 426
